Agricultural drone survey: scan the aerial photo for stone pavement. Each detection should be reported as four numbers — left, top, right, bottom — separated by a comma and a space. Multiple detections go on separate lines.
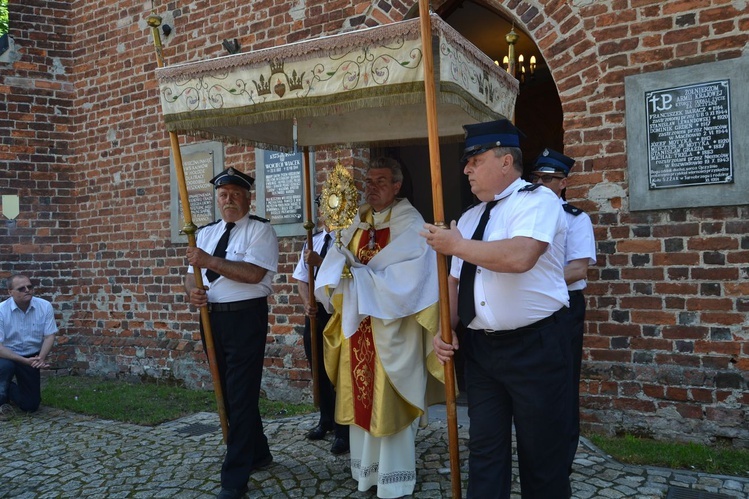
1, 405, 748, 498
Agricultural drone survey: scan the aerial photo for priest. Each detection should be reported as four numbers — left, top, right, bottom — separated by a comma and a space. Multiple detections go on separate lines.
315, 157, 444, 498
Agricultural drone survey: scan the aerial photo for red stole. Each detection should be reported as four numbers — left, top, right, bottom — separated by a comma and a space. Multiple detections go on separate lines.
350, 224, 390, 431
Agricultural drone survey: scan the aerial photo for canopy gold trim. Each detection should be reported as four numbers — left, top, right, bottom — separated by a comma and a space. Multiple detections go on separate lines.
155, 14, 518, 151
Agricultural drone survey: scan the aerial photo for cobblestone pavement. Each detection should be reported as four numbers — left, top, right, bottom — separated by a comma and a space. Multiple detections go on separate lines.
1, 406, 748, 498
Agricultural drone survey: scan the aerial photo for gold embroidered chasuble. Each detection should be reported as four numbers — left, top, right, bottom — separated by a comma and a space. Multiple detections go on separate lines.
321, 201, 445, 438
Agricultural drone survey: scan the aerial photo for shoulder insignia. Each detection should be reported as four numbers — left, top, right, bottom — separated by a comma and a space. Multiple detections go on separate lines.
458, 200, 481, 220
249, 214, 270, 223
197, 220, 222, 230
459, 200, 481, 218
518, 183, 542, 192
563, 203, 584, 216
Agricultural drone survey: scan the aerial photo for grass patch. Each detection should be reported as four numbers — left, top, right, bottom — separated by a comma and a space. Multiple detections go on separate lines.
42, 375, 314, 426
588, 433, 749, 478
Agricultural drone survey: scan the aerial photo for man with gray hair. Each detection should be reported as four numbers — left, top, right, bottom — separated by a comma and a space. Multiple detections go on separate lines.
0, 274, 57, 419
423, 119, 572, 498
315, 157, 444, 498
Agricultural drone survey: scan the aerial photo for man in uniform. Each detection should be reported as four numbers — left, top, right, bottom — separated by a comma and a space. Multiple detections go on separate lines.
314, 157, 444, 498
422, 119, 572, 498
0, 275, 57, 419
184, 167, 279, 499
530, 149, 596, 473
292, 200, 349, 455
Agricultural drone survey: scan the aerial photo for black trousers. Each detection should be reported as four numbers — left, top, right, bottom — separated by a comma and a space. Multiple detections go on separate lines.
303, 305, 348, 440
464, 312, 572, 499
565, 290, 587, 472
0, 352, 42, 412
202, 298, 270, 490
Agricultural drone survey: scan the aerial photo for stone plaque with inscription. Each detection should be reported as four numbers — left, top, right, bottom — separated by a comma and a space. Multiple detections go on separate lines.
262, 150, 304, 224
625, 57, 748, 211
170, 142, 224, 243
254, 149, 313, 237
646, 81, 732, 189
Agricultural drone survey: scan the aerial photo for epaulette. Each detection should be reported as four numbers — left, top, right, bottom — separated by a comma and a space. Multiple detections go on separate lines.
197, 220, 222, 231
563, 203, 584, 216
249, 214, 270, 223
461, 200, 481, 216
518, 183, 542, 192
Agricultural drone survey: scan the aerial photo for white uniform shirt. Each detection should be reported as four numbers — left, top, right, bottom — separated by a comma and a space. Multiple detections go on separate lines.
0, 296, 58, 356
292, 229, 335, 284
188, 214, 279, 302
450, 178, 569, 331
562, 198, 596, 292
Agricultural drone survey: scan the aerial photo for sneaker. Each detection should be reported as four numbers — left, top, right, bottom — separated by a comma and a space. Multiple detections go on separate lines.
0, 403, 16, 421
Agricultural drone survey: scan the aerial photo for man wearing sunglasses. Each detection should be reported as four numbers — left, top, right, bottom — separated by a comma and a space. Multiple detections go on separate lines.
0, 275, 58, 419
531, 149, 597, 475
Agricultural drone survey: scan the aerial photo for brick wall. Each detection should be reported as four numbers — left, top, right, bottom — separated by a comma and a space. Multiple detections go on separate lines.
1, 0, 747, 446
499, 0, 749, 446
0, 1, 76, 329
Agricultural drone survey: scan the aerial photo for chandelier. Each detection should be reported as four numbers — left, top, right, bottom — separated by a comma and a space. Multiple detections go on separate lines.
495, 25, 536, 83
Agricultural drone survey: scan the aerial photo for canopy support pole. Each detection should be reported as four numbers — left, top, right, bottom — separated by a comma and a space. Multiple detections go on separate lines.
302, 145, 321, 407
418, 2, 462, 497
147, 11, 229, 442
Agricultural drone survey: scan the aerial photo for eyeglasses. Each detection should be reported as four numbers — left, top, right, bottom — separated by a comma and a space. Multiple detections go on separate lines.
530, 174, 565, 183
13, 285, 34, 293
364, 178, 395, 188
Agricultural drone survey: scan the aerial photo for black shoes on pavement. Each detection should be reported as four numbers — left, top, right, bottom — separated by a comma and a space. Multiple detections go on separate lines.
216, 486, 248, 499
306, 424, 350, 455
251, 452, 273, 472
305, 424, 330, 440
330, 437, 349, 455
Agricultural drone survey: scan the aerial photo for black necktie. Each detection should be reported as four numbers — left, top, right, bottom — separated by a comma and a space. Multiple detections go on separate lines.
314, 233, 332, 279
205, 222, 235, 283
458, 200, 498, 327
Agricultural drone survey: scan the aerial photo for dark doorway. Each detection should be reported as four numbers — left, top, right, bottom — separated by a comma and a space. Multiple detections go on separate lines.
396, 1, 564, 393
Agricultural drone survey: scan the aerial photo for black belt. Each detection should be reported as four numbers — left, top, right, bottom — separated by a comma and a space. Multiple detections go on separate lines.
207, 297, 266, 313
569, 290, 584, 296
472, 309, 563, 338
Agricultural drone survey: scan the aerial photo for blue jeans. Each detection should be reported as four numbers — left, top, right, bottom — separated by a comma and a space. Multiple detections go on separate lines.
0, 355, 42, 412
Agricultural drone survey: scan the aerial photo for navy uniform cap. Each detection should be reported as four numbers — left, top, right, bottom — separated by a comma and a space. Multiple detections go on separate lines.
460, 118, 525, 165
532, 148, 575, 176
209, 167, 255, 190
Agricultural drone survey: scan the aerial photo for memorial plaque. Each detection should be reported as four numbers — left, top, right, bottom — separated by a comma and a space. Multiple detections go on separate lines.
170, 141, 223, 243
262, 150, 304, 225
646, 80, 732, 189
178, 151, 215, 228
254, 148, 313, 237
625, 57, 747, 211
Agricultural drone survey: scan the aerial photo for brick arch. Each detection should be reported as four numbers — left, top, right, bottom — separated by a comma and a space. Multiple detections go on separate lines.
446, 1, 613, 214
341, 0, 414, 30
477, 1, 601, 142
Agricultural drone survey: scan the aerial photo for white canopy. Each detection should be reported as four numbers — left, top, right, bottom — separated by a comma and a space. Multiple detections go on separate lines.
155, 14, 518, 151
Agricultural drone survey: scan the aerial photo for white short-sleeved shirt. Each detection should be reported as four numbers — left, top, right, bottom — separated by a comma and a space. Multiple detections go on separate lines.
450, 178, 569, 331
0, 296, 58, 356
188, 214, 279, 302
562, 199, 597, 292
292, 229, 335, 284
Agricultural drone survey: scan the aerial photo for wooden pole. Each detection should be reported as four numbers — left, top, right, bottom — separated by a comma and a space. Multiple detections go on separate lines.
147, 12, 229, 442
302, 146, 320, 407
418, 2, 462, 497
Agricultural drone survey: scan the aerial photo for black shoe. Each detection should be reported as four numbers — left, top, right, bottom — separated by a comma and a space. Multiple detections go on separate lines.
306, 424, 330, 441
252, 453, 273, 472
330, 437, 350, 455
216, 486, 248, 499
